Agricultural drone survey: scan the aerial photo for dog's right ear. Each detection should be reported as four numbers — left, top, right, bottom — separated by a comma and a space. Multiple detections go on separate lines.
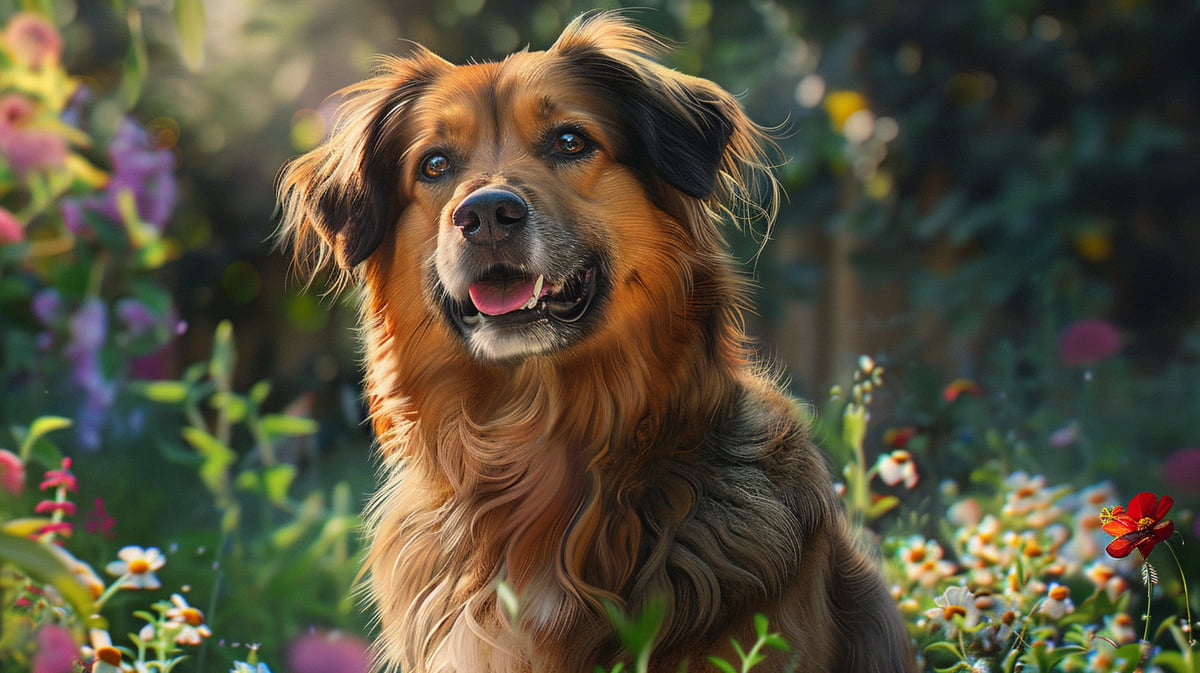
276, 50, 450, 276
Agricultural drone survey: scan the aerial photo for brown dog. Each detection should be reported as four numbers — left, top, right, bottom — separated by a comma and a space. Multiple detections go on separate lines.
278, 11, 911, 673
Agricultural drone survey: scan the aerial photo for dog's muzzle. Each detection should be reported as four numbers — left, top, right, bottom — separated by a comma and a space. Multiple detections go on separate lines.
440, 187, 606, 360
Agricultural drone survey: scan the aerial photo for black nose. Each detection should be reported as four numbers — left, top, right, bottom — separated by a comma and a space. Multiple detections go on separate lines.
452, 188, 528, 245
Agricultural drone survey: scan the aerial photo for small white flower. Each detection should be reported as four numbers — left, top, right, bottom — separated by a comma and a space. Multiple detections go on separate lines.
925, 586, 981, 637
105, 545, 165, 589
165, 592, 213, 645
1038, 582, 1074, 619
877, 450, 919, 489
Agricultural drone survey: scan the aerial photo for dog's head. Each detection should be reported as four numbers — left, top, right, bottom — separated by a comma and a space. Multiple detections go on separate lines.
278, 11, 773, 362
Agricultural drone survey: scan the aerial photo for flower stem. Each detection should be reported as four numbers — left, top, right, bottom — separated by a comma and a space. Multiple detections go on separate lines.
1142, 558, 1154, 646
1163, 541, 1196, 647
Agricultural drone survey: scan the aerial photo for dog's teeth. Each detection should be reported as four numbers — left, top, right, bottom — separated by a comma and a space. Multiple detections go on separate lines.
524, 275, 545, 310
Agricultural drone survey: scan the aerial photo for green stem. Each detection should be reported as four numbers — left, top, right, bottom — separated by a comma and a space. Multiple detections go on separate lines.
1142, 558, 1153, 647
1163, 541, 1196, 647
92, 573, 133, 612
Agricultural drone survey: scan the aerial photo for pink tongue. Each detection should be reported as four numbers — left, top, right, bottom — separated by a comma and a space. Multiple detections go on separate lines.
469, 277, 539, 316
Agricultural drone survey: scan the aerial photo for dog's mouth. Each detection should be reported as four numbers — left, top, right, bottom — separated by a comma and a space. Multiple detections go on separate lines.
450, 262, 600, 330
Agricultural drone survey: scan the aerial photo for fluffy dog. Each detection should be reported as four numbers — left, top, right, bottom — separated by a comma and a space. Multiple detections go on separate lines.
278, 11, 911, 673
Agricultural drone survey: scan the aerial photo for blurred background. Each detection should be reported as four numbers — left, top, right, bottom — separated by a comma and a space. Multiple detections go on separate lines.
4, 0, 1199, 669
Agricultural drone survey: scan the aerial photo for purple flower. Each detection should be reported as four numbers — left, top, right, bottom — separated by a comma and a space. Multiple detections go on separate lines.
117, 297, 158, 336
66, 298, 114, 449
101, 118, 178, 229
31, 288, 61, 325
1058, 319, 1123, 367
287, 630, 371, 673
61, 117, 179, 235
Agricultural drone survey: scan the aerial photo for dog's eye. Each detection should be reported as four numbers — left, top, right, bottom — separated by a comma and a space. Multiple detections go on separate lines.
420, 153, 451, 180
552, 132, 588, 156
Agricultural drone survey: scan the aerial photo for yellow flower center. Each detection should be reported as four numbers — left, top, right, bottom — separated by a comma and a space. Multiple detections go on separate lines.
1136, 516, 1155, 527
1049, 585, 1070, 601
128, 559, 151, 574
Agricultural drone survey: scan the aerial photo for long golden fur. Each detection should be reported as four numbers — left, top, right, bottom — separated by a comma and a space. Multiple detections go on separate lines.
278, 11, 912, 673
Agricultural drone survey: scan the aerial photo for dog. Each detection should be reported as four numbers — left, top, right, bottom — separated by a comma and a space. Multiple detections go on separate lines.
277, 11, 912, 673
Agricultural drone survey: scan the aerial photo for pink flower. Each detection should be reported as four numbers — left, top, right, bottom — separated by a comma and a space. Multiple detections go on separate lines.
0, 207, 22, 244
0, 448, 24, 494
287, 630, 372, 673
32, 624, 77, 673
3, 13, 62, 68
86, 497, 117, 538
39, 457, 76, 491
1161, 447, 1200, 495
35, 500, 77, 515
1059, 319, 1122, 367
0, 94, 67, 174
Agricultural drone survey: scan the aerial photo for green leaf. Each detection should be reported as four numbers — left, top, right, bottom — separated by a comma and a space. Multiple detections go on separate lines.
706, 657, 738, 673
0, 532, 95, 622
763, 634, 791, 653
866, 495, 901, 520
174, 0, 206, 71
210, 391, 248, 423
181, 427, 236, 497
17, 416, 72, 463
120, 9, 149, 108
262, 463, 297, 505
249, 380, 272, 405
137, 381, 190, 404
209, 320, 236, 390
260, 414, 319, 438
753, 613, 769, 639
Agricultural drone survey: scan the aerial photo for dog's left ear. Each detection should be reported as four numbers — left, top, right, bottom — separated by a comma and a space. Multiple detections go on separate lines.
277, 51, 451, 274
552, 12, 771, 204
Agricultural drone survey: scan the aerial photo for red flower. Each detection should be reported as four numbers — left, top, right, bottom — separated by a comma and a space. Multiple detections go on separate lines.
1099, 492, 1175, 560
883, 426, 918, 449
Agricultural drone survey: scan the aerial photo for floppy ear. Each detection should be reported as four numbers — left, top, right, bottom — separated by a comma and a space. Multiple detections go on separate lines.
276, 51, 450, 273
552, 12, 771, 203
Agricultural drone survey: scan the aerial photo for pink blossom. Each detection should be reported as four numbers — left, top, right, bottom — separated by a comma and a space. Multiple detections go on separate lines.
0, 94, 67, 174
35, 500, 77, 515
0, 449, 24, 494
86, 497, 117, 538
39, 458, 76, 491
0, 206, 22, 244
1161, 447, 1200, 495
32, 624, 77, 673
3, 13, 62, 68
1059, 319, 1122, 367
287, 630, 372, 673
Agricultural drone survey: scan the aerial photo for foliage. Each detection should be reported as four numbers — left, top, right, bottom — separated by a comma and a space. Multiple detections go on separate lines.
0, 4, 368, 672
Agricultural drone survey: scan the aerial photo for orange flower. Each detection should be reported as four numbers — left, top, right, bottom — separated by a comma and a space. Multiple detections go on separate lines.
1099, 492, 1174, 559
943, 378, 981, 402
